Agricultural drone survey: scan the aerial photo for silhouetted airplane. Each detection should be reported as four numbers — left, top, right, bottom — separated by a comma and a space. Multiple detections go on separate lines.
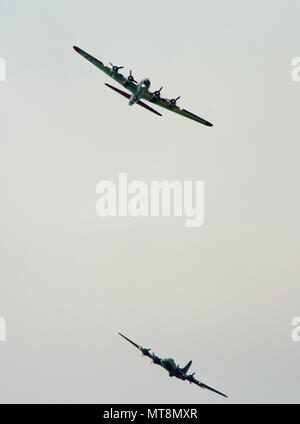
119, 333, 227, 398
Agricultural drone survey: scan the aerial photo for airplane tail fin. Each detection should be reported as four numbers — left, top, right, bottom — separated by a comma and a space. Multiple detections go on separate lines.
181, 360, 192, 374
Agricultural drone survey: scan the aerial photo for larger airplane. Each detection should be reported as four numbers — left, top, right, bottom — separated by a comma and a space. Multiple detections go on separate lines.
119, 333, 227, 398
73, 46, 213, 126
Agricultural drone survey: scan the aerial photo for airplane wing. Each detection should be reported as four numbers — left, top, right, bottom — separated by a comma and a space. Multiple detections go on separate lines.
188, 375, 228, 398
73, 46, 137, 93
141, 92, 213, 126
119, 333, 152, 358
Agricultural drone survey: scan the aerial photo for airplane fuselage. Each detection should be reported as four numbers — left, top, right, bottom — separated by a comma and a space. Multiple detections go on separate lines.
160, 358, 192, 380
128, 78, 151, 106
161, 358, 177, 375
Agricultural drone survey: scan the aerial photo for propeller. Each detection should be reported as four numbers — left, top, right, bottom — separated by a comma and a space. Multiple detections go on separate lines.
109, 63, 124, 73
153, 87, 163, 98
187, 372, 195, 383
139, 346, 151, 356
127, 70, 137, 83
170, 96, 180, 106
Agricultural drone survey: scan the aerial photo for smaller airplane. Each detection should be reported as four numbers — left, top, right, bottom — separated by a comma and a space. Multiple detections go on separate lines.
73, 46, 213, 126
119, 332, 228, 398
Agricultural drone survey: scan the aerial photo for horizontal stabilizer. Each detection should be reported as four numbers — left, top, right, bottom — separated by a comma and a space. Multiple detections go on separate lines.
105, 83, 162, 117
105, 83, 131, 99
137, 100, 162, 117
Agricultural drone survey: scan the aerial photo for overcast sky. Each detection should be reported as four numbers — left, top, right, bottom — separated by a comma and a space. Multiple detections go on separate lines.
0, 0, 300, 403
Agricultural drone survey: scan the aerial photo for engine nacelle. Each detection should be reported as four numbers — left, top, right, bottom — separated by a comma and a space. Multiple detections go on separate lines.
109, 62, 124, 75
124, 70, 137, 86
169, 96, 180, 107
151, 87, 163, 101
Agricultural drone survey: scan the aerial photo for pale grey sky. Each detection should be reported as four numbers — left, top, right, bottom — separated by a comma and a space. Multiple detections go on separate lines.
0, 0, 300, 403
